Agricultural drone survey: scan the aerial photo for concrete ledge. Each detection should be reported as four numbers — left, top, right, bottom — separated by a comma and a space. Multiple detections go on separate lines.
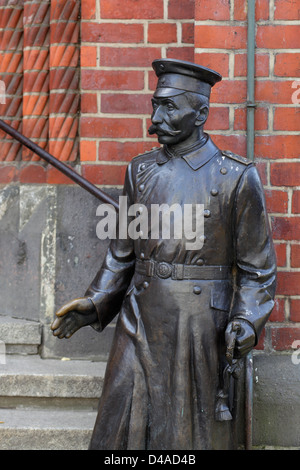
253, 353, 300, 449
0, 315, 41, 354
0, 409, 97, 450
0, 355, 106, 399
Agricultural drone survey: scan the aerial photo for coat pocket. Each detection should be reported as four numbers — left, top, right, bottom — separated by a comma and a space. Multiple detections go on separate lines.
210, 282, 232, 312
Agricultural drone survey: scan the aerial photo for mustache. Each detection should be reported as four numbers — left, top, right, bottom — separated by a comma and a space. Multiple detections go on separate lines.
148, 124, 182, 137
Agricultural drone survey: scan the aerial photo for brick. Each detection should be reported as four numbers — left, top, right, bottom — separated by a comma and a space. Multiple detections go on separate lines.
49, 116, 78, 139
82, 164, 128, 186
274, 53, 300, 77
100, 47, 161, 67
290, 299, 300, 322
255, 161, 267, 185
256, 25, 300, 49
234, 107, 268, 131
81, 70, 144, 91
205, 107, 230, 131
101, 93, 152, 115
291, 244, 300, 268
0, 51, 23, 74
22, 117, 48, 140
148, 23, 177, 44
23, 70, 49, 93
81, 46, 97, 67
19, 164, 47, 183
81, 0, 96, 19
2, 74, 23, 96
23, 49, 49, 71
195, 25, 247, 49
0, 97, 22, 117
166, 47, 194, 62
50, 45, 79, 68
0, 165, 18, 183
50, 22, 79, 44
271, 327, 300, 351
100, 0, 164, 19
234, 0, 269, 20
80, 141, 97, 162
274, 0, 300, 19
271, 216, 300, 241
292, 191, 300, 214
0, 142, 22, 163
0, 6, 22, 29
47, 166, 76, 184
270, 162, 300, 187
80, 117, 143, 139
0, 29, 23, 52
81, 93, 98, 114
23, 2, 49, 26
211, 134, 247, 158
255, 135, 300, 159
264, 189, 288, 214
195, 53, 229, 77
269, 297, 285, 322
23, 95, 49, 116
277, 272, 300, 295
50, 0, 80, 21
23, 24, 49, 48
98, 141, 160, 162
182, 23, 194, 45
256, 81, 297, 104
234, 53, 269, 77
210, 80, 247, 104
81, 22, 144, 44
274, 108, 300, 131
50, 68, 79, 90
195, 0, 230, 20
49, 92, 79, 114
49, 139, 78, 162
168, 0, 195, 19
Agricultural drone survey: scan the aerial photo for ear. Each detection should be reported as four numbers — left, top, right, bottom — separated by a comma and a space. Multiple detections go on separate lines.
195, 105, 209, 127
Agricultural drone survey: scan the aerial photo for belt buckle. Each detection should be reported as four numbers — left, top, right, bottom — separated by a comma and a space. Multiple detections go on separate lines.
157, 262, 172, 279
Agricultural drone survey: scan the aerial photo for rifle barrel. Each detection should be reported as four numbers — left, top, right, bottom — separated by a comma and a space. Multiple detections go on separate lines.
0, 119, 120, 211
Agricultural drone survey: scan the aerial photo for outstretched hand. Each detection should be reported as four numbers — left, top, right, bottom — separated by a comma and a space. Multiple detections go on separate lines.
51, 297, 98, 339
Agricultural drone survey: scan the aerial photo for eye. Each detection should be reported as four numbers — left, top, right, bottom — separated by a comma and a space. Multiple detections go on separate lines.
166, 103, 175, 111
152, 101, 158, 110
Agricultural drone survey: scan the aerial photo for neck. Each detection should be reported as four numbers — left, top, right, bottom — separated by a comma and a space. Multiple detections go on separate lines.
165, 129, 207, 156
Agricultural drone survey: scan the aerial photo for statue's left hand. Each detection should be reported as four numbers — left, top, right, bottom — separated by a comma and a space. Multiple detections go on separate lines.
225, 319, 256, 360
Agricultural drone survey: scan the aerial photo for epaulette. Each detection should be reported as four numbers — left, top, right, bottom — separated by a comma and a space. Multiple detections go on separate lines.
222, 150, 252, 166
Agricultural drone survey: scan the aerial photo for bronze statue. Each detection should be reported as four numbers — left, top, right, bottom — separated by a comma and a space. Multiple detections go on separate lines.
51, 59, 277, 450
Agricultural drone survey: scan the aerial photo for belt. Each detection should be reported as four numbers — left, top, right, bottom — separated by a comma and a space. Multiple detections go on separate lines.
135, 259, 230, 280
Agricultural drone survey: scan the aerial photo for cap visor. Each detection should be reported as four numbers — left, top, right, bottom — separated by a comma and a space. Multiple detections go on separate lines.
153, 87, 186, 98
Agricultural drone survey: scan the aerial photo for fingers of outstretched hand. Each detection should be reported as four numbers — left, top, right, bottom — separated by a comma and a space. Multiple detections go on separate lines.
55, 299, 82, 317
51, 311, 78, 338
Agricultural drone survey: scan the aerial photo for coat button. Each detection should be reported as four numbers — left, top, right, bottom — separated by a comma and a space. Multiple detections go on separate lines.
140, 252, 145, 259
211, 188, 218, 196
143, 281, 149, 289
140, 164, 146, 171
204, 209, 211, 218
196, 258, 204, 266
138, 184, 145, 192
193, 286, 202, 295
220, 167, 228, 175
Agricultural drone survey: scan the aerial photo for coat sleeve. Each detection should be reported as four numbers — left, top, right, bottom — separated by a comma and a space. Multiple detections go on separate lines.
84, 163, 135, 331
230, 164, 277, 343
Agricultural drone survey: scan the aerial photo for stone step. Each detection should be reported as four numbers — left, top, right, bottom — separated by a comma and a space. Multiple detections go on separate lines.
0, 408, 97, 450
0, 355, 106, 408
0, 315, 41, 355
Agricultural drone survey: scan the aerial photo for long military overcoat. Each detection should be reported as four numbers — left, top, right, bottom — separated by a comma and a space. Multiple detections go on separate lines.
86, 135, 276, 450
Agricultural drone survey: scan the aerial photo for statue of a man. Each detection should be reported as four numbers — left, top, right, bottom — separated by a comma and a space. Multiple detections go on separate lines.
51, 59, 276, 450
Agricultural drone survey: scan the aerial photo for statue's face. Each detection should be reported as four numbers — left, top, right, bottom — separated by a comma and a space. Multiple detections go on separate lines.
150, 93, 201, 146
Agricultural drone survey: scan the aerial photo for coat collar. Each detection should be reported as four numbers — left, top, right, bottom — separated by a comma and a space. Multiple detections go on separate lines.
156, 134, 221, 170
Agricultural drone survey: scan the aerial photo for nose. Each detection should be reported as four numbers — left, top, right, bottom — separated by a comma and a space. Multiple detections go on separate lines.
151, 105, 163, 124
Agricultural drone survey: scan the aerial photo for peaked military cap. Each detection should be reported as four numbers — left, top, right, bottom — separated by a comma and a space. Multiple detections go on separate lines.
152, 58, 222, 98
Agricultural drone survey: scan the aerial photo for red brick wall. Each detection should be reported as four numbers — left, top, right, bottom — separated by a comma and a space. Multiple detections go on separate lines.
0, 0, 299, 353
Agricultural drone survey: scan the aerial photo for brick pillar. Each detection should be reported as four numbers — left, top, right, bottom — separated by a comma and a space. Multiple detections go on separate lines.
22, 0, 50, 161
